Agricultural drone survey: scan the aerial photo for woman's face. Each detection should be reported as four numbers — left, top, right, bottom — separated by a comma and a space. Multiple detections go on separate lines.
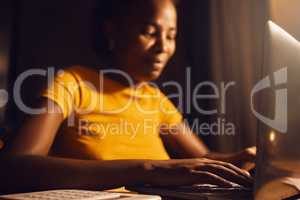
110, 0, 177, 83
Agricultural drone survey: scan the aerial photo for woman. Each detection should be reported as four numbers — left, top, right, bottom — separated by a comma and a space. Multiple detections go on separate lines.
1, 0, 254, 193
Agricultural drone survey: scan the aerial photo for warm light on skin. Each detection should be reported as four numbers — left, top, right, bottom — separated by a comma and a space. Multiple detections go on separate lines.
269, 131, 276, 143
110, 0, 178, 83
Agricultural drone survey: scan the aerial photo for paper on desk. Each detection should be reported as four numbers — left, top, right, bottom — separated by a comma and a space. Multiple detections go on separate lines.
283, 177, 300, 191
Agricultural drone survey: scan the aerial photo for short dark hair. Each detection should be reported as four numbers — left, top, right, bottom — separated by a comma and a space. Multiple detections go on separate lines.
94, 0, 179, 60
96, 0, 179, 22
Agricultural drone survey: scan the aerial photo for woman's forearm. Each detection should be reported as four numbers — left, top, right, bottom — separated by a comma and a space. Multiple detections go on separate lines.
0, 154, 148, 194
0, 154, 254, 194
203, 152, 235, 163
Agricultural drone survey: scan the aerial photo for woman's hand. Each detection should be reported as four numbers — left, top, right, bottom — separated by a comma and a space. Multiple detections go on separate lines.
160, 123, 256, 172
225, 147, 256, 171
143, 158, 253, 188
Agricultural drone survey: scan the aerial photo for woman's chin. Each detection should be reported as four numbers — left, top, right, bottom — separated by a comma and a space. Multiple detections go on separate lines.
146, 70, 163, 81
135, 72, 160, 82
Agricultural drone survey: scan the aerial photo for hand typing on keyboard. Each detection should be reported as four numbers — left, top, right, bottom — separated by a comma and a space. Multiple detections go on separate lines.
143, 159, 253, 188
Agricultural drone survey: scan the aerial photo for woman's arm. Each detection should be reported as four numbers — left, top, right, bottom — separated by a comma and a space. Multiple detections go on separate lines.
9, 99, 64, 155
160, 123, 210, 158
160, 123, 256, 168
2, 99, 252, 194
0, 154, 252, 194
0, 154, 146, 193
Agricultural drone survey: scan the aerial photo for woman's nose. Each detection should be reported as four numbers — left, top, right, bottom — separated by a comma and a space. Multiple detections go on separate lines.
154, 35, 169, 53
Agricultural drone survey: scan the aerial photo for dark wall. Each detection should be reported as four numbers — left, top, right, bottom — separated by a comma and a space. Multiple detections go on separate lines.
0, 0, 14, 125
15, 0, 100, 69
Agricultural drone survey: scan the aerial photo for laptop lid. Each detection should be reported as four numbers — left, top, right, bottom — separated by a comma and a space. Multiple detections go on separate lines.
254, 21, 300, 199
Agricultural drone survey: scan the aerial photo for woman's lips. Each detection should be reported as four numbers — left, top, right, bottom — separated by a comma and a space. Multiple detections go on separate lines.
151, 62, 164, 71
149, 59, 165, 68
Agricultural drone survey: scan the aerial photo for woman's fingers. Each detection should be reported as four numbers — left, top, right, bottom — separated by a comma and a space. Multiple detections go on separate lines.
205, 160, 252, 181
147, 159, 254, 187
195, 164, 253, 187
191, 171, 233, 187
245, 147, 257, 158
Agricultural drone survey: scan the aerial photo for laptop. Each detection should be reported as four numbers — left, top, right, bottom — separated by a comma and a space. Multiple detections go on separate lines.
254, 21, 300, 199
128, 21, 300, 200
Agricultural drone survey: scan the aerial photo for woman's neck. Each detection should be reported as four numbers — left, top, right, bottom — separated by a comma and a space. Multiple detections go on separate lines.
100, 60, 146, 89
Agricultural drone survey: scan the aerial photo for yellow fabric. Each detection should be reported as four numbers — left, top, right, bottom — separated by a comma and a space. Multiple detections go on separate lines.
42, 66, 182, 160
